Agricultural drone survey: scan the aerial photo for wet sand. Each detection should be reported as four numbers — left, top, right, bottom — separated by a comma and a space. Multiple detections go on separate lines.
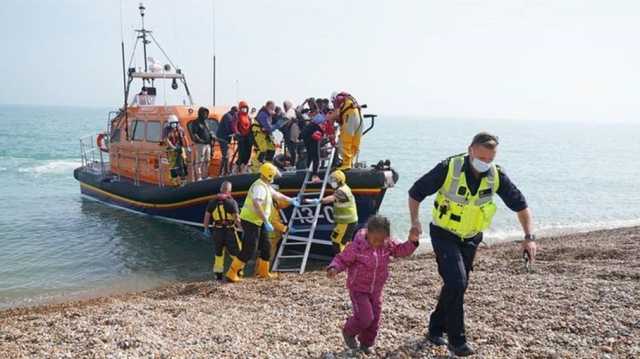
1, 227, 639, 358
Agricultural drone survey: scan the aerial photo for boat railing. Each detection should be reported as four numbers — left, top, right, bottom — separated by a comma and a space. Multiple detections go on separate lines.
79, 134, 109, 177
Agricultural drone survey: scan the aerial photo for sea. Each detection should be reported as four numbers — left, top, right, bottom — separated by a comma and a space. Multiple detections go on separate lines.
1, 104, 639, 310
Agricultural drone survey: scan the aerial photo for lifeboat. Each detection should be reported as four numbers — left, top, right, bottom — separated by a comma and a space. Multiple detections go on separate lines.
74, 4, 398, 259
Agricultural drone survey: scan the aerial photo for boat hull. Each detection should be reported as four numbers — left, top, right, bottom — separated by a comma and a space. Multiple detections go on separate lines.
75, 167, 396, 258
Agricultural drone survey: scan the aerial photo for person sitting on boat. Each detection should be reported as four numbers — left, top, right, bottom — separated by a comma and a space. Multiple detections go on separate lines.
163, 115, 188, 186
326, 91, 363, 171
281, 100, 301, 166
234, 101, 253, 174
251, 101, 277, 170
226, 163, 300, 283
306, 170, 358, 254
217, 106, 238, 176
203, 181, 242, 281
268, 198, 291, 260
188, 107, 213, 181
131, 87, 155, 106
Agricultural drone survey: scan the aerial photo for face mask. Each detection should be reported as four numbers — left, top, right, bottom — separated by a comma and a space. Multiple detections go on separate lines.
329, 180, 338, 189
471, 157, 491, 173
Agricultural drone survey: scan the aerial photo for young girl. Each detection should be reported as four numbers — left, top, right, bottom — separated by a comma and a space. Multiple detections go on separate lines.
327, 215, 420, 353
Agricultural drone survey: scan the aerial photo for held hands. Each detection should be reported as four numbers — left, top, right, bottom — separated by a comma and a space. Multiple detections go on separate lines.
409, 220, 423, 239
327, 267, 338, 279
289, 198, 301, 207
306, 198, 321, 205
408, 230, 420, 244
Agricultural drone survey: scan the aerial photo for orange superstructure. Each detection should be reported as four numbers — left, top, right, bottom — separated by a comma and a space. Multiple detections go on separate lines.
108, 105, 232, 185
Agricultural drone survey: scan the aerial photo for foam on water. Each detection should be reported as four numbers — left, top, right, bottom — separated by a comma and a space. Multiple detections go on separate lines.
17, 160, 80, 175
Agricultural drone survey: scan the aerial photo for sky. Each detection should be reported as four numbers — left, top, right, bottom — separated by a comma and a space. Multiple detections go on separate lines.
0, 0, 639, 122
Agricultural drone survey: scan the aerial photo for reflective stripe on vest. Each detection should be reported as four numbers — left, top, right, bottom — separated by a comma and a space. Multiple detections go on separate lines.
211, 198, 234, 228
240, 179, 273, 226
333, 185, 358, 224
432, 154, 500, 239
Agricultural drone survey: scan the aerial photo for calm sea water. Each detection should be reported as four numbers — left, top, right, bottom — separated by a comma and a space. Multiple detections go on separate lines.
1, 105, 639, 309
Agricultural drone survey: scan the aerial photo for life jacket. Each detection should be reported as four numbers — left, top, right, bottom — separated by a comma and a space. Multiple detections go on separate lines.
333, 184, 358, 224
210, 193, 236, 228
432, 154, 500, 239
237, 111, 251, 136
240, 179, 273, 226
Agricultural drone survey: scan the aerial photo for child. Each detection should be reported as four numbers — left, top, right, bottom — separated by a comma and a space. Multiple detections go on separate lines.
327, 215, 420, 353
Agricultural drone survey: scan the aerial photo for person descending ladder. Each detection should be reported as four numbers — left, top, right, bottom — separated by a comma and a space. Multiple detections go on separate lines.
272, 145, 337, 274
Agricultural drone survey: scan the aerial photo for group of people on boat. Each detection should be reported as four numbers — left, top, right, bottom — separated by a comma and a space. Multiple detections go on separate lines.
160, 91, 364, 186
200, 131, 537, 357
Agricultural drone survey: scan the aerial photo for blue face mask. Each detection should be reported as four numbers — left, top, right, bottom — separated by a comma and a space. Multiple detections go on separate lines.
471, 157, 491, 173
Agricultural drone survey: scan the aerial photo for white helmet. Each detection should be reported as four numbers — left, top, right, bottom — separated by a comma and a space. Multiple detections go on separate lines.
330, 91, 339, 103
167, 115, 179, 126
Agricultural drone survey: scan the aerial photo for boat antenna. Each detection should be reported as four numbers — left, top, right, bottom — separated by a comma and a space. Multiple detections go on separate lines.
212, 0, 216, 106
120, 0, 127, 110
138, 3, 149, 73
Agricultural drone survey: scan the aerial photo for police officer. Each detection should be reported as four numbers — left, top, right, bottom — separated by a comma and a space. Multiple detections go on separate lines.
225, 163, 300, 282
408, 132, 537, 356
306, 170, 358, 254
203, 181, 241, 281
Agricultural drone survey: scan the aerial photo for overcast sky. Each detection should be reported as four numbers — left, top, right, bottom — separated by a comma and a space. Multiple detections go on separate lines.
1, 0, 639, 121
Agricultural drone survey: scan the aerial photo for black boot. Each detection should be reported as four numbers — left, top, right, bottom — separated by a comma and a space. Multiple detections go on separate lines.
342, 330, 358, 349
359, 344, 372, 355
448, 342, 475, 357
426, 332, 447, 346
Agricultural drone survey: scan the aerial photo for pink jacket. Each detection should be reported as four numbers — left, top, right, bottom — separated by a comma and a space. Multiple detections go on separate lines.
329, 229, 418, 294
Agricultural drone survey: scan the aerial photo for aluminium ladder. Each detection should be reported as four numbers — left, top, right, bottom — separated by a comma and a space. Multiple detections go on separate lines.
272, 144, 337, 274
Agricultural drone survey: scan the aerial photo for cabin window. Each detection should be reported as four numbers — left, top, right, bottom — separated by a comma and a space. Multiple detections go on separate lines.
146, 121, 162, 142
131, 120, 145, 141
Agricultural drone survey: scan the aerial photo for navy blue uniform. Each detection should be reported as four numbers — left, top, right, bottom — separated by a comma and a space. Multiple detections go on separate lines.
409, 155, 527, 346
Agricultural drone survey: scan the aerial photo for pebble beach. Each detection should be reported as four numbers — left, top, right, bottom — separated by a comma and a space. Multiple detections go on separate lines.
1, 226, 639, 358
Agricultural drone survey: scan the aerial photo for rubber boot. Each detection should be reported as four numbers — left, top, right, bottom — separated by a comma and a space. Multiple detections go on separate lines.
213, 253, 225, 279
256, 258, 278, 279
225, 257, 245, 283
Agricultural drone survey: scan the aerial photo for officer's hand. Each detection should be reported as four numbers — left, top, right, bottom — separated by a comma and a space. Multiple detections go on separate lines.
410, 220, 422, 238
203, 228, 211, 237
327, 268, 338, 279
264, 222, 275, 233
522, 240, 537, 262
408, 231, 420, 244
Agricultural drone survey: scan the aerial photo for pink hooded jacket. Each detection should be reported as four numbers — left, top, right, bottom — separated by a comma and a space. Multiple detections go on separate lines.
328, 229, 418, 294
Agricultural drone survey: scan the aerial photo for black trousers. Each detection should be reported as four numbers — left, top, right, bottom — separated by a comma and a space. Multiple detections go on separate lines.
239, 220, 271, 262
304, 139, 320, 176
236, 135, 253, 166
428, 227, 482, 346
212, 227, 241, 257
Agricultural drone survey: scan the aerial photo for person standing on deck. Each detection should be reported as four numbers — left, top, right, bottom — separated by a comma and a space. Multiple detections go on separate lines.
234, 101, 253, 174
407, 132, 537, 356
163, 115, 188, 186
202, 181, 241, 281
225, 163, 300, 282
326, 91, 363, 170
251, 101, 277, 169
305, 170, 358, 254
188, 107, 213, 181
217, 106, 238, 176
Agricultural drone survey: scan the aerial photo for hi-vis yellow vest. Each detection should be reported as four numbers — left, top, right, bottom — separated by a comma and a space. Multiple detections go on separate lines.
432, 154, 500, 239
240, 179, 273, 226
333, 185, 358, 224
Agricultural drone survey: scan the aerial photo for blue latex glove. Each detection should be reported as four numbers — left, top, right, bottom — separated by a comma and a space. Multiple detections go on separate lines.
203, 228, 211, 237
264, 221, 275, 233
290, 198, 301, 207
307, 198, 321, 205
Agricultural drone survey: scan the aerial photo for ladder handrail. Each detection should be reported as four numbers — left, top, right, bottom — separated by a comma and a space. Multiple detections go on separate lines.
273, 143, 337, 274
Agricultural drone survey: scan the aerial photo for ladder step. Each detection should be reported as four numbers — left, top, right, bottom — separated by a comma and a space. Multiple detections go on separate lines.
277, 255, 305, 259
286, 235, 314, 241
281, 241, 308, 246
275, 268, 304, 272
298, 204, 320, 208
300, 192, 322, 196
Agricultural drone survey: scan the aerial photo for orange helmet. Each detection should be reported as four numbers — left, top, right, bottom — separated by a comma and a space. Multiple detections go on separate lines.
238, 100, 249, 109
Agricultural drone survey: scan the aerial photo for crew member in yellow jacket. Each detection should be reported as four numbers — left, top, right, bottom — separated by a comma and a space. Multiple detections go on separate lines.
327, 92, 363, 170
305, 170, 358, 254
226, 163, 300, 282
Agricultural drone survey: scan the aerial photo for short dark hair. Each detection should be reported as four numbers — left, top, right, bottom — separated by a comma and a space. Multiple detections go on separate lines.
470, 132, 499, 149
366, 215, 391, 236
198, 107, 210, 118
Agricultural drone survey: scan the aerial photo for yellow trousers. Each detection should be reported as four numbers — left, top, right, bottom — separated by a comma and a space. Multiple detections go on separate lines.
338, 114, 363, 170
